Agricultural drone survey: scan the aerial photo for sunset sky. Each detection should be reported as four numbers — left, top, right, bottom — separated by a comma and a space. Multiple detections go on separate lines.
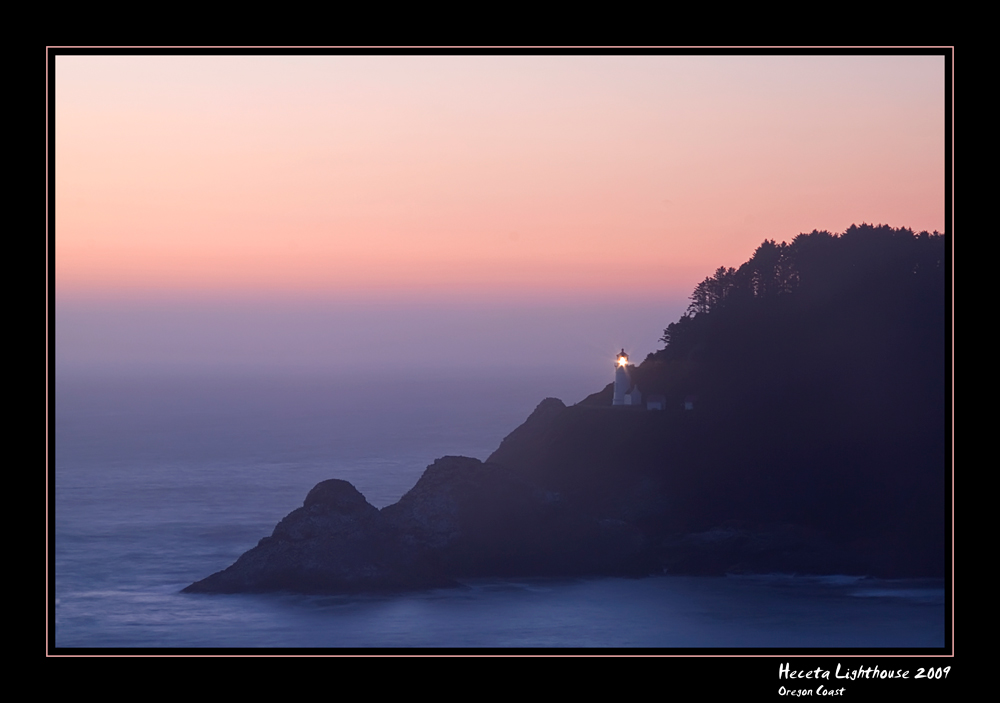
54, 53, 946, 378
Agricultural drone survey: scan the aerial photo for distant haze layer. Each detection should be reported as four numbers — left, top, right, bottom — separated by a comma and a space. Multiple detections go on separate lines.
56, 295, 686, 377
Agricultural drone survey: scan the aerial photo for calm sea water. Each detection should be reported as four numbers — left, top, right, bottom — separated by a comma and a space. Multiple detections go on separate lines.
53, 371, 945, 649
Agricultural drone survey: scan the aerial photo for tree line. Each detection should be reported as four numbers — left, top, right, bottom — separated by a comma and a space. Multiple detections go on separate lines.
658, 224, 944, 359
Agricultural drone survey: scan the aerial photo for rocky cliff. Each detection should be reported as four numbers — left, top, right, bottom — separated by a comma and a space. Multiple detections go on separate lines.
186, 226, 946, 594
184, 442, 651, 595
186, 387, 941, 595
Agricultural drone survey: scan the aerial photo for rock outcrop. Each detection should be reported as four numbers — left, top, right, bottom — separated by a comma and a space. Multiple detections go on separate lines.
184, 478, 452, 594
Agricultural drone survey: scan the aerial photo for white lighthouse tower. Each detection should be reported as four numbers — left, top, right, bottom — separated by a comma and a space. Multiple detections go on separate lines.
613, 349, 630, 406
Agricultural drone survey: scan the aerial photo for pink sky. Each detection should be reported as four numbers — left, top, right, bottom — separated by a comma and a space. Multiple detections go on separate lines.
55, 54, 945, 302
53, 53, 947, 377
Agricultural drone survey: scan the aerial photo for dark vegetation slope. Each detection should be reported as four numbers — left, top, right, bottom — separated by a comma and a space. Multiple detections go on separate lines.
186, 224, 947, 594
494, 224, 947, 577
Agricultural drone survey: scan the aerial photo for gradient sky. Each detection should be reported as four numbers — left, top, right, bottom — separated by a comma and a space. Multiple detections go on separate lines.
54, 53, 946, 378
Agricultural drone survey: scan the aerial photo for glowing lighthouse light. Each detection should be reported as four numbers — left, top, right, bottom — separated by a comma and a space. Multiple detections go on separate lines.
613, 349, 630, 405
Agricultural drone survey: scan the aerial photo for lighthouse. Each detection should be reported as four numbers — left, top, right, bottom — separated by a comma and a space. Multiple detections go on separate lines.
613, 349, 630, 406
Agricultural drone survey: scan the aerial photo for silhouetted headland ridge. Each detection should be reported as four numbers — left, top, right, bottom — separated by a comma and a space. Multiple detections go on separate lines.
185, 224, 946, 594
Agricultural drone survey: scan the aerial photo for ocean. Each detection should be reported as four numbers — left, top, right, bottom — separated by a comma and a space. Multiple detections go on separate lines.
53, 370, 945, 650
